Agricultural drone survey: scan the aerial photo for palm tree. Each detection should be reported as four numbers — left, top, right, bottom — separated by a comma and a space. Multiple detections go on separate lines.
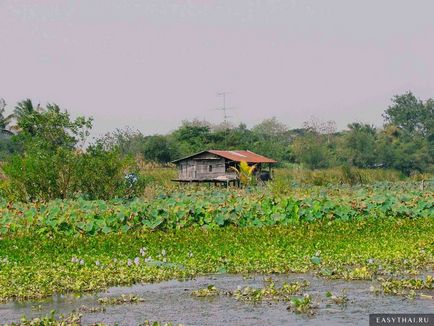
11, 98, 41, 134
14, 98, 40, 120
229, 161, 257, 186
0, 98, 14, 135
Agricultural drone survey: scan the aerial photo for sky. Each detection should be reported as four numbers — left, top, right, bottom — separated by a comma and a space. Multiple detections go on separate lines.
1, 0, 433, 137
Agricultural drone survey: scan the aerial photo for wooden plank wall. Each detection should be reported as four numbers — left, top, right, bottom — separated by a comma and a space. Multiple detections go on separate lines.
176, 152, 236, 180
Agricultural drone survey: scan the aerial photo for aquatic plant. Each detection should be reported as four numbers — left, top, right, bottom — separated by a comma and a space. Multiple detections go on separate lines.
0, 185, 431, 236
325, 291, 349, 305
191, 285, 220, 297
232, 279, 310, 303
4, 310, 82, 326
97, 294, 145, 305
287, 294, 317, 314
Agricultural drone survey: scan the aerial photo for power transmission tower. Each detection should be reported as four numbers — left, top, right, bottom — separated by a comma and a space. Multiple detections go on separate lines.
216, 92, 235, 147
216, 91, 236, 126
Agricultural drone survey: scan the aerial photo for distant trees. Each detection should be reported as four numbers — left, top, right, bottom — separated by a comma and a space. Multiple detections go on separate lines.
383, 92, 433, 138
1, 91, 432, 182
0, 98, 20, 159
0, 98, 14, 135
380, 92, 433, 174
142, 135, 179, 163
292, 131, 331, 169
13, 100, 93, 151
100, 92, 433, 175
341, 123, 377, 168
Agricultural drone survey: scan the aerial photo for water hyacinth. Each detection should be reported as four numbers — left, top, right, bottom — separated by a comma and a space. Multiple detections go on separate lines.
188, 252, 194, 258
161, 249, 167, 257
95, 260, 100, 266
71, 257, 79, 263
0, 215, 433, 304
144, 256, 152, 263
79, 259, 85, 265
139, 247, 147, 257
127, 259, 132, 266
134, 257, 140, 266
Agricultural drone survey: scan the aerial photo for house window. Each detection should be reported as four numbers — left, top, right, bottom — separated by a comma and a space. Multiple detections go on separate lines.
208, 165, 213, 172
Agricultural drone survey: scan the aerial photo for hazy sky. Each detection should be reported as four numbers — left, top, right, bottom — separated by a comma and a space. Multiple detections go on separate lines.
1, 0, 433, 136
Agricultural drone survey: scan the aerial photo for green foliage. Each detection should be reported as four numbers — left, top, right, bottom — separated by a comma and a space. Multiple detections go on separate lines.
0, 98, 14, 135
378, 276, 433, 296
142, 135, 179, 163
383, 91, 433, 137
292, 132, 331, 169
3, 92, 434, 181
271, 166, 406, 188
229, 161, 256, 186
13, 100, 92, 151
0, 216, 432, 302
0, 185, 432, 236
1, 145, 141, 201
0, 99, 20, 159
376, 127, 432, 175
2, 147, 78, 201
191, 285, 220, 297
8, 310, 82, 325
288, 294, 317, 314
0, 133, 21, 160
1, 102, 143, 201
75, 144, 139, 200
340, 123, 377, 168
233, 279, 310, 303
172, 120, 211, 155
98, 294, 145, 305
100, 129, 179, 163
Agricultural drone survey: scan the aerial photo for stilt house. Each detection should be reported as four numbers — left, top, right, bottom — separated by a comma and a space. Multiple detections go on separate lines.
171, 150, 277, 185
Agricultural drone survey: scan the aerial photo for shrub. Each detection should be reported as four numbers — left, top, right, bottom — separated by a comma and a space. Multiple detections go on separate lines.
1, 147, 78, 201
0, 145, 146, 201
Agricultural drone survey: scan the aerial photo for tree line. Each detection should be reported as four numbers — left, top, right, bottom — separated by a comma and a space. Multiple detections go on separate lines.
0, 91, 432, 200
99, 91, 433, 175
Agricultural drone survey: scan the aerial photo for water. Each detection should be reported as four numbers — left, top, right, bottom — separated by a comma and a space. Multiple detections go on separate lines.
1, 273, 433, 325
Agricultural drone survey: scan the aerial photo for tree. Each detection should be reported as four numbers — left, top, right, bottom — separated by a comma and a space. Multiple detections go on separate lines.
383, 92, 433, 137
172, 120, 211, 155
251, 118, 290, 163
252, 117, 287, 138
375, 125, 432, 175
0, 98, 14, 135
340, 123, 377, 168
14, 102, 92, 150
0, 99, 21, 159
1, 101, 139, 201
292, 131, 331, 169
99, 128, 147, 156
142, 135, 179, 163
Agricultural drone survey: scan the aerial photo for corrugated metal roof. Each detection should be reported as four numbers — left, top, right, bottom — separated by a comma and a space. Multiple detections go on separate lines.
172, 150, 276, 163
209, 150, 277, 163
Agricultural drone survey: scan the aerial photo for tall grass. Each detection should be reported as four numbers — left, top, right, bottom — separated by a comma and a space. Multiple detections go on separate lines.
134, 161, 432, 198
273, 166, 406, 186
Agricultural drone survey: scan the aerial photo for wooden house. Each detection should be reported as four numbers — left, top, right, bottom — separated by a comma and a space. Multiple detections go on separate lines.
171, 150, 277, 185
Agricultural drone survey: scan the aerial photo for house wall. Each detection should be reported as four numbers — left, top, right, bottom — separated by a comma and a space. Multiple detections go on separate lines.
177, 152, 236, 180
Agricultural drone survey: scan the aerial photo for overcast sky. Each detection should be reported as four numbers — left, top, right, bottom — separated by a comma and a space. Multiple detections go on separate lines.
1, 0, 433, 136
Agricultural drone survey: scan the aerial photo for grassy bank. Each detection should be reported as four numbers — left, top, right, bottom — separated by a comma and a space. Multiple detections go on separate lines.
0, 217, 433, 302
